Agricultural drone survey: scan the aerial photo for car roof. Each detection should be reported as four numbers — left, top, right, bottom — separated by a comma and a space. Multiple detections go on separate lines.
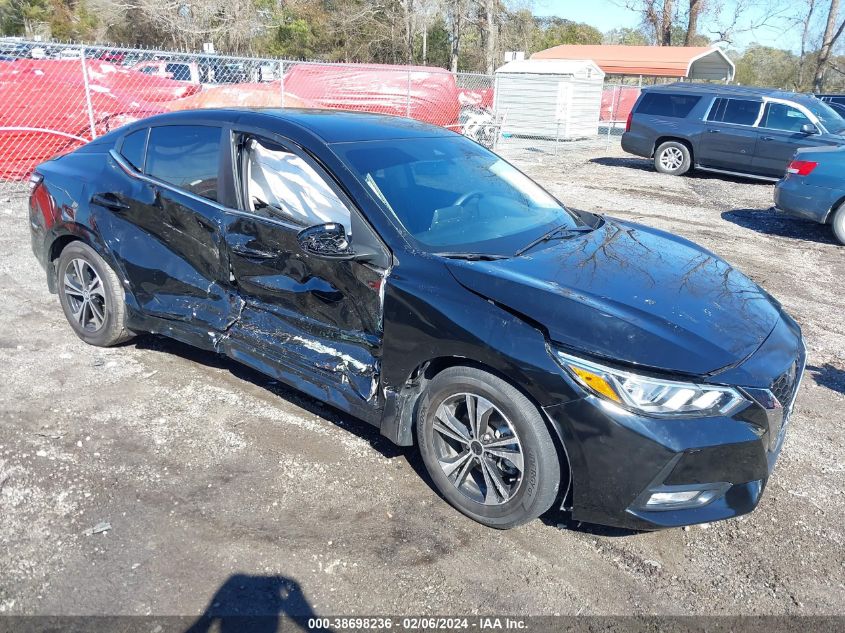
124, 108, 455, 144
642, 81, 818, 103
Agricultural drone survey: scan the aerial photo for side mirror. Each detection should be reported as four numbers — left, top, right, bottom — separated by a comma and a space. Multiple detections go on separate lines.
297, 223, 357, 260
801, 123, 819, 135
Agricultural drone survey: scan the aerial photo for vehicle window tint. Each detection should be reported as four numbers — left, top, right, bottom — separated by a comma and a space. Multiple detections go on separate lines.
762, 103, 810, 132
165, 63, 190, 81
145, 125, 221, 201
636, 93, 700, 118
120, 129, 147, 171
716, 99, 761, 125
242, 137, 352, 234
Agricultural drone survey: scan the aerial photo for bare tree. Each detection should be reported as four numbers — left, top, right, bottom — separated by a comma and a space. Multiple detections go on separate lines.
795, 0, 818, 89
624, 0, 673, 45
684, 0, 703, 45
482, 0, 496, 73
660, 0, 673, 44
813, 0, 845, 91
706, 0, 790, 44
446, 0, 472, 71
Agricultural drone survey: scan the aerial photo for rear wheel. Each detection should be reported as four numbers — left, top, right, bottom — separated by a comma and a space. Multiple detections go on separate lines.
416, 366, 560, 529
654, 140, 692, 176
832, 205, 845, 245
57, 242, 134, 347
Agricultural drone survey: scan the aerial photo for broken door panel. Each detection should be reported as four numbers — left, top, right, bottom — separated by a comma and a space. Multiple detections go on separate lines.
97, 171, 237, 330
223, 212, 383, 402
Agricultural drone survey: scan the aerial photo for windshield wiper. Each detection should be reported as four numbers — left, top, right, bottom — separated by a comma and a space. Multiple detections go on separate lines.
514, 225, 593, 257
434, 252, 510, 261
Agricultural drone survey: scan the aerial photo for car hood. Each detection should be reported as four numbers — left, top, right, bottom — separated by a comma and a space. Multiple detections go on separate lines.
445, 219, 781, 376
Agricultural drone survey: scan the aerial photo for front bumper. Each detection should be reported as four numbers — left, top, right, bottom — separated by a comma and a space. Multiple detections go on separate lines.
545, 327, 805, 531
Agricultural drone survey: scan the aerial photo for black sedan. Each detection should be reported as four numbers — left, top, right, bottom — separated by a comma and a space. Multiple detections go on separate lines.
29, 109, 805, 530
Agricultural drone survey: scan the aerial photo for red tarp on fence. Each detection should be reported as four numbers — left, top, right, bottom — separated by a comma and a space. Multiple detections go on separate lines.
0, 60, 467, 180
280, 64, 462, 128
0, 59, 193, 179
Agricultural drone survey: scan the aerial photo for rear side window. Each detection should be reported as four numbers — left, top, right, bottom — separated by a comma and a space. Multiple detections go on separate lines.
707, 98, 761, 126
145, 125, 222, 202
120, 129, 147, 171
636, 93, 701, 118
761, 102, 809, 132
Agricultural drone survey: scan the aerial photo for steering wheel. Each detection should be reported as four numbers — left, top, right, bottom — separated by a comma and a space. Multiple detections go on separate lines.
453, 190, 484, 207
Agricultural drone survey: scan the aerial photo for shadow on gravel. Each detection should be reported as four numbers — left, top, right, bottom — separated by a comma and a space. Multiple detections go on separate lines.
542, 513, 644, 538
132, 335, 408, 462
184, 573, 328, 633
589, 156, 652, 172
722, 208, 838, 244
807, 363, 845, 395
590, 157, 773, 185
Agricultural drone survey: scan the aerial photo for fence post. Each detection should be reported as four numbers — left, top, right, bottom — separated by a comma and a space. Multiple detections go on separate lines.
606, 84, 619, 149
279, 60, 285, 108
491, 73, 499, 152
406, 69, 412, 118
79, 46, 97, 140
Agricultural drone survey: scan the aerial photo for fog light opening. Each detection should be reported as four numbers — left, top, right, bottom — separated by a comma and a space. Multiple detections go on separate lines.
642, 486, 726, 510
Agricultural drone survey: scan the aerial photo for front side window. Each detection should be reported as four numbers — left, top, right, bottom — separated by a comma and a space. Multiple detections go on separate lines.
242, 137, 352, 233
636, 93, 700, 118
761, 103, 809, 132
145, 125, 221, 202
337, 135, 588, 255
120, 128, 147, 171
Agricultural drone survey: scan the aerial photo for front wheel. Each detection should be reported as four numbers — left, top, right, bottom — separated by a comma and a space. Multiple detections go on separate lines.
654, 140, 692, 176
416, 366, 561, 529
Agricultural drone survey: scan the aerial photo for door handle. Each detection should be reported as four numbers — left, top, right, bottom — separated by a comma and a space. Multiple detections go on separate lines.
90, 193, 130, 212
760, 136, 775, 141
707, 129, 720, 133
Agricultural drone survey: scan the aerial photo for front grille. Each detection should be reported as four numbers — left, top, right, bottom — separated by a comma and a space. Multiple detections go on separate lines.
771, 362, 799, 409
767, 353, 806, 452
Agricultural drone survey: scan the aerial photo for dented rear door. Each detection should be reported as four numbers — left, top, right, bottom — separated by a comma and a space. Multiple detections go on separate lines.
96, 124, 239, 331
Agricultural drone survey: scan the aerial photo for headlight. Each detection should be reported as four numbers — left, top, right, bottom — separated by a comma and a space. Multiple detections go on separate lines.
555, 350, 747, 417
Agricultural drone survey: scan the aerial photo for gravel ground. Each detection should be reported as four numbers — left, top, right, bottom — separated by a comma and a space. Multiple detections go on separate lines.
0, 142, 843, 619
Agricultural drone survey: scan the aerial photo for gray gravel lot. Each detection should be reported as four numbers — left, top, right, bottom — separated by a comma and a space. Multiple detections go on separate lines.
1, 142, 843, 618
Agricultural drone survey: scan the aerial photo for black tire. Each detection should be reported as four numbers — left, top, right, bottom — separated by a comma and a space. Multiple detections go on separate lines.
56, 241, 134, 347
832, 205, 845, 245
654, 140, 692, 176
416, 366, 561, 529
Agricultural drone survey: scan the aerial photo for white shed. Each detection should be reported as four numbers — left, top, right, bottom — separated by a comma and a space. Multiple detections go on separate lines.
493, 59, 605, 140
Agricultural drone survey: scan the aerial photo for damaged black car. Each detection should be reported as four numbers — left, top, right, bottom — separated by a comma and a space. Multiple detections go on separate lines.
29, 109, 805, 530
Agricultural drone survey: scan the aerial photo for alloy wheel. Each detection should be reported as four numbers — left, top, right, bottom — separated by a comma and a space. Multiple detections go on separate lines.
660, 146, 684, 171
431, 393, 524, 506
63, 258, 107, 332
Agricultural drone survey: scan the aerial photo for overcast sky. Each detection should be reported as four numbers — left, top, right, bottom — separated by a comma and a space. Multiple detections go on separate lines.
532, 0, 804, 52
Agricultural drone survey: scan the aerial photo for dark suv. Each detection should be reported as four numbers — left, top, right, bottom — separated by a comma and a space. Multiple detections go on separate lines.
622, 83, 845, 180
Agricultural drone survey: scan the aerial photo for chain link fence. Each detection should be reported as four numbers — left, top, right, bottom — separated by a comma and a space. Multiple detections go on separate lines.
0, 37, 635, 194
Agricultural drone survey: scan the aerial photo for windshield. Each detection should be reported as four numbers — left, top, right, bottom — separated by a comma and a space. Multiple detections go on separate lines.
808, 98, 845, 133
336, 136, 586, 255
